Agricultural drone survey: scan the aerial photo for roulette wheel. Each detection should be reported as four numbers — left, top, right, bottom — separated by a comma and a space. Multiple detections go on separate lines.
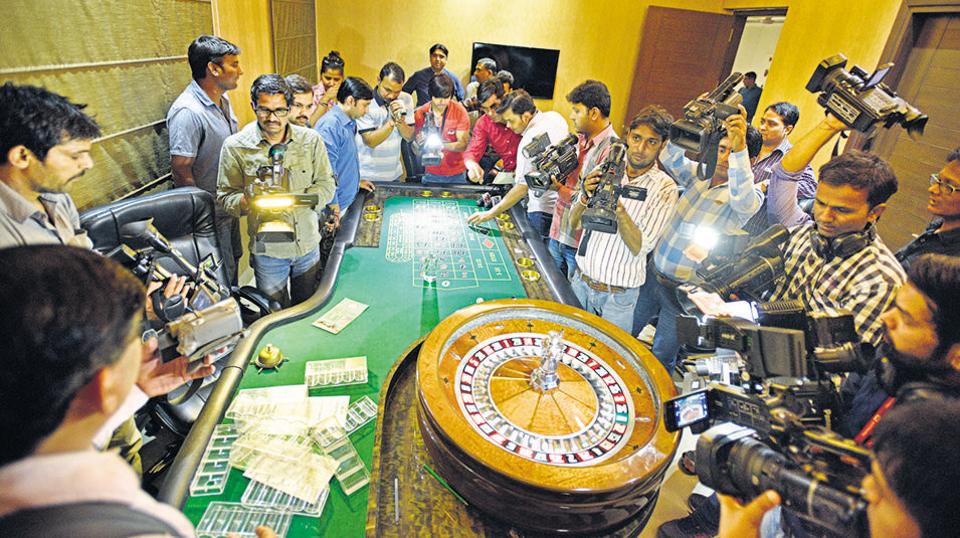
417, 299, 679, 534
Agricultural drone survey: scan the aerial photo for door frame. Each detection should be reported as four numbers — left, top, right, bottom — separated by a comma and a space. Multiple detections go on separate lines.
847, 0, 960, 151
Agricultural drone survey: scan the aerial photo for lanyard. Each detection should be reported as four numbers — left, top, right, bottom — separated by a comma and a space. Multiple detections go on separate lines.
855, 396, 896, 446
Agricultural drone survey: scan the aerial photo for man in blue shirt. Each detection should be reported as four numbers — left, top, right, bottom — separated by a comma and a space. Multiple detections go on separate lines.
739, 71, 762, 123
314, 77, 376, 225
403, 43, 466, 107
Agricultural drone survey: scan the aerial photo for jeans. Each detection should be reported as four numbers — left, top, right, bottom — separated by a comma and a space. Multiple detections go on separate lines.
571, 273, 640, 334
548, 239, 578, 280
632, 263, 683, 371
422, 171, 467, 184
251, 247, 320, 308
526, 211, 553, 243
214, 209, 241, 286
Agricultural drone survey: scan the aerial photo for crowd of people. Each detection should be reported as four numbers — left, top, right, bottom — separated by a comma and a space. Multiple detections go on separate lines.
0, 31, 959, 537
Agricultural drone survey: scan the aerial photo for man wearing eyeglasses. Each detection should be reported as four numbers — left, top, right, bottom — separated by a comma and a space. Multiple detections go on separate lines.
217, 74, 336, 307
895, 148, 960, 271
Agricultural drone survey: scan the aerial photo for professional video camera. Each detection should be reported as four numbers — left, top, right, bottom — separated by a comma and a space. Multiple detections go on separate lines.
522, 132, 579, 194
806, 53, 927, 137
669, 72, 744, 180
665, 381, 872, 537
688, 224, 790, 301
579, 142, 648, 234
419, 119, 444, 167
249, 143, 321, 243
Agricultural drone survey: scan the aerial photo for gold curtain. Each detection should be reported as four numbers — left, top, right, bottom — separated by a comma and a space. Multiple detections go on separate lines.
271, 0, 317, 83
0, 0, 213, 210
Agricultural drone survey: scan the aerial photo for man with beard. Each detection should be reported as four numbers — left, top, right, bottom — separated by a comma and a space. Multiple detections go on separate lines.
567, 106, 679, 333
355, 62, 415, 183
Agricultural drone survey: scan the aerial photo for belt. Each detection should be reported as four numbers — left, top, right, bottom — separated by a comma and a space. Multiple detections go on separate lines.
578, 271, 627, 294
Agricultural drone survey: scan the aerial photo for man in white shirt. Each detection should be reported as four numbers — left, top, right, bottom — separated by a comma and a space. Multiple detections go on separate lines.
569, 106, 679, 332
466, 90, 569, 240
355, 62, 415, 182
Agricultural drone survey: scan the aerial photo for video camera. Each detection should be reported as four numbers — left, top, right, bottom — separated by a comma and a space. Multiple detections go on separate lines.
807, 53, 927, 137
579, 142, 648, 234
419, 120, 444, 167
250, 143, 321, 243
690, 224, 790, 301
669, 72, 744, 180
522, 132, 579, 194
108, 219, 246, 367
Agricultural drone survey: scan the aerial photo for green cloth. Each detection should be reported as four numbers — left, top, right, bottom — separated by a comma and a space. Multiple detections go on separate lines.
217, 122, 335, 258
183, 197, 528, 537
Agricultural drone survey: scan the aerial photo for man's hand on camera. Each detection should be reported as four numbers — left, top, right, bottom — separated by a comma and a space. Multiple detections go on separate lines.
137, 337, 215, 398
581, 170, 603, 197
822, 112, 849, 133
467, 210, 495, 225
465, 160, 484, 183
723, 105, 748, 153
144, 276, 190, 321
718, 491, 780, 538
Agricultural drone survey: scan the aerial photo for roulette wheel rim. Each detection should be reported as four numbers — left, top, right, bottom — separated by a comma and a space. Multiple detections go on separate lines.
416, 299, 679, 532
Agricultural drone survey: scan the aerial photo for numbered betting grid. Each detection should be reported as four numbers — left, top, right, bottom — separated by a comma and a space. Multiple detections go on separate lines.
385, 199, 513, 290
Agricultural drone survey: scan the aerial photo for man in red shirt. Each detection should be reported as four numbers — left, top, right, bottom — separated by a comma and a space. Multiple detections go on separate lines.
463, 79, 521, 185
414, 74, 469, 183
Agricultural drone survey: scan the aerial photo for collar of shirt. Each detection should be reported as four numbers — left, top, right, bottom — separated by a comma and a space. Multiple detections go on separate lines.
327, 105, 356, 133
187, 79, 232, 112
235, 121, 301, 149
579, 123, 617, 153
373, 87, 387, 107
759, 136, 793, 163
0, 181, 43, 223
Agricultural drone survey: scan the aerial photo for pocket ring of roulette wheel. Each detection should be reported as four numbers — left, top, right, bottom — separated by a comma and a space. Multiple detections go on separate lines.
417, 299, 679, 534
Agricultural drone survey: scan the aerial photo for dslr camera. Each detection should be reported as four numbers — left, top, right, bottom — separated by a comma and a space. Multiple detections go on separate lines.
580, 142, 648, 234
807, 53, 927, 137
522, 132, 579, 194
250, 143, 321, 243
669, 72, 744, 180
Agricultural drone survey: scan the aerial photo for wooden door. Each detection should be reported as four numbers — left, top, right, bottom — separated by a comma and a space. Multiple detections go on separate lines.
625, 7, 742, 123
872, 14, 960, 250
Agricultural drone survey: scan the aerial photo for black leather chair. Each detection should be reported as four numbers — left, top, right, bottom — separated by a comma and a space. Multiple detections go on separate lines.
80, 187, 271, 434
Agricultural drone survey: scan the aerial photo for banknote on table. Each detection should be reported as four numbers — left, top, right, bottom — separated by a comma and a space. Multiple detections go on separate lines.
312, 298, 369, 334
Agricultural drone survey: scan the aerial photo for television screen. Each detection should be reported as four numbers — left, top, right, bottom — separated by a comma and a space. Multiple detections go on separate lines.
471, 42, 560, 100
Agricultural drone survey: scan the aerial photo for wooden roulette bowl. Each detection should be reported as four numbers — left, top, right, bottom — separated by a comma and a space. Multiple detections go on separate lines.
416, 299, 679, 534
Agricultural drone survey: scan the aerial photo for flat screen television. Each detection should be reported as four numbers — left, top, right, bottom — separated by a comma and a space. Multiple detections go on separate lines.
471, 42, 560, 100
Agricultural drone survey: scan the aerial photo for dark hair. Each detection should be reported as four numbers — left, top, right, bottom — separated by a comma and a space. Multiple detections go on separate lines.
566, 80, 611, 118
496, 70, 514, 87
477, 79, 505, 104
947, 147, 960, 163
336, 76, 374, 103
0, 246, 145, 466
628, 105, 673, 141
908, 254, 960, 351
819, 150, 898, 207
497, 89, 537, 116
321, 50, 345, 75
428, 74, 455, 100
765, 101, 800, 127
744, 71, 758, 80
250, 74, 293, 106
284, 74, 313, 95
187, 35, 240, 81
872, 399, 960, 538
379, 62, 405, 83
429, 43, 449, 57
0, 83, 101, 165
746, 125, 763, 159
476, 57, 497, 72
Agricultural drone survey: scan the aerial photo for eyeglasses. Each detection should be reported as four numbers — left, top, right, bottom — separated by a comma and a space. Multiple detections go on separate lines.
930, 173, 960, 195
255, 107, 290, 119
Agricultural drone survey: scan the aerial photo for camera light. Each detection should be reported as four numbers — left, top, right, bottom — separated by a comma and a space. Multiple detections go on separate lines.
693, 225, 720, 250
424, 133, 443, 150
253, 195, 295, 210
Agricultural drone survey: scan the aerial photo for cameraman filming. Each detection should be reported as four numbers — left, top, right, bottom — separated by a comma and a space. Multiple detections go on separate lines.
568, 106, 679, 332
413, 74, 470, 184
719, 398, 960, 538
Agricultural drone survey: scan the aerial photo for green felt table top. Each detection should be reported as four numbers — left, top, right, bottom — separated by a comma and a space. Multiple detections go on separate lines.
182, 196, 530, 537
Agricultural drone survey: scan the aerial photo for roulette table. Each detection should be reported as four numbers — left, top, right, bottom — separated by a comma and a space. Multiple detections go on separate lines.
159, 183, 677, 537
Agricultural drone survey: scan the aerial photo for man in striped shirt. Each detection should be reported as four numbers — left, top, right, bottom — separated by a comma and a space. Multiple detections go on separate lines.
633, 106, 763, 370
568, 106, 678, 333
